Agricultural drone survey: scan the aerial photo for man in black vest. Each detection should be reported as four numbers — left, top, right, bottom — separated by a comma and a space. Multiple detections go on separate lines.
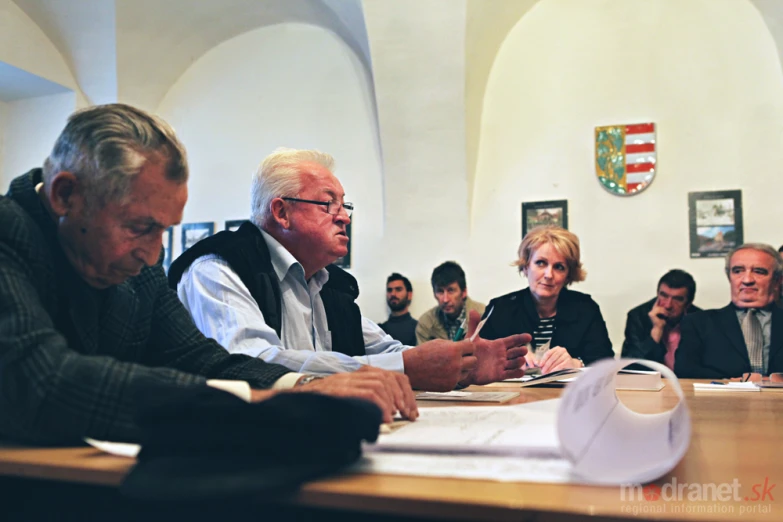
0, 105, 417, 445
171, 148, 530, 391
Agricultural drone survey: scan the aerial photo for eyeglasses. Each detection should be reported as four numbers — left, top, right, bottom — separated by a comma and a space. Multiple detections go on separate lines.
281, 197, 354, 217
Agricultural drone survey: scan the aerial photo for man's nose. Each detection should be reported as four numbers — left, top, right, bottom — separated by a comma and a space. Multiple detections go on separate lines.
741, 270, 756, 284
661, 298, 672, 309
135, 235, 163, 267
135, 247, 160, 267
437, 294, 449, 304
335, 209, 351, 225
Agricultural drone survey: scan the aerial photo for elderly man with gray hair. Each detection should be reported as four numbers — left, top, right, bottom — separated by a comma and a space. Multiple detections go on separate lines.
172, 148, 530, 391
675, 243, 783, 379
0, 104, 421, 445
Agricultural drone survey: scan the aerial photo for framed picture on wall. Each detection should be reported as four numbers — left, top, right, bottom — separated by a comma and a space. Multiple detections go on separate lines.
688, 190, 743, 258
521, 199, 568, 238
181, 222, 214, 252
162, 226, 173, 273
333, 222, 352, 269
225, 219, 247, 231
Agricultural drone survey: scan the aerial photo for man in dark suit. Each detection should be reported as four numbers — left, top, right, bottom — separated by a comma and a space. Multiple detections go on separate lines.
621, 269, 701, 370
675, 243, 783, 378
0, 104, 417, 445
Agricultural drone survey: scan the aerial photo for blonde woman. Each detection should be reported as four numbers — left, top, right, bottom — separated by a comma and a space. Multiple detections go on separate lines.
480, 226, 613, 373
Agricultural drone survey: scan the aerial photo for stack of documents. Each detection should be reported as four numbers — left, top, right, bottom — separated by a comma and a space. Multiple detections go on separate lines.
500, 367, 664, 391
415, 390, 519, 403
361, 358, 690, 485
692, 381, 783, 392
693, 382, 759, 392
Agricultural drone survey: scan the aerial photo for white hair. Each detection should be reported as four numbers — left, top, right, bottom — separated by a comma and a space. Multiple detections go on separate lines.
250, 147, 335, 227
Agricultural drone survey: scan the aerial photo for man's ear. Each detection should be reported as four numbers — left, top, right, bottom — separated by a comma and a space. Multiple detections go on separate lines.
48, 172, 80, 217
269, 198, 291, 229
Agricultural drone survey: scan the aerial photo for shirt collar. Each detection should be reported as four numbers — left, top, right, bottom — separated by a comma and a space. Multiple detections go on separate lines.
258, 227, 330, 288
440, 303, 466, 327
732, 302, 775, 315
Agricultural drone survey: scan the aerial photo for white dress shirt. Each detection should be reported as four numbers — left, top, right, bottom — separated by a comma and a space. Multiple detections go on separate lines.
177, 228, 408, 376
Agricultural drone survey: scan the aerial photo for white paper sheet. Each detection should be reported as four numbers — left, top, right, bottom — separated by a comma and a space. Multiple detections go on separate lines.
364, 358, 690, 485
85, 438, 140, 458
367, 404, 560, 457
557, 358, 690, 485
415, 391, 519, 402
353, 452, 576, 483
693, 382, 759, 392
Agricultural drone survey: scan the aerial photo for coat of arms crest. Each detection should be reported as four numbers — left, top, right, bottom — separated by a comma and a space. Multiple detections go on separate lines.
595, 123, 656, 196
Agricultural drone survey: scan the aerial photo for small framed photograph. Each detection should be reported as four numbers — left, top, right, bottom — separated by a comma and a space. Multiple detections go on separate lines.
521, 200, 568, 238
688, 190, 743, 258
162, 226, 173, 272
181, 222, 214, 252
333, 222, 352, 269
225, 219, 247, 231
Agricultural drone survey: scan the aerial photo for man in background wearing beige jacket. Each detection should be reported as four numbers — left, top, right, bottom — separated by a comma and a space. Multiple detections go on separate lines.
416, 261, 486, 344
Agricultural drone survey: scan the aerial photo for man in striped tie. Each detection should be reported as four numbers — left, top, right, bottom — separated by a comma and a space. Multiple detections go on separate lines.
674, 243, 783, 378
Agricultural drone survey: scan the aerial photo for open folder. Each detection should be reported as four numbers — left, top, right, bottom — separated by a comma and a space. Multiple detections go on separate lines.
502, 367, 665, 391
363, 358, 690, 485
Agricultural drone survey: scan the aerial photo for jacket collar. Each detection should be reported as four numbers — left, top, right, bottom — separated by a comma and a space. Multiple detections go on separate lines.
770, 305, 783, 368
716, 303, 752, 362
7, 169, 57, 240
7, 169, 139, 355
520, 286, 581, 324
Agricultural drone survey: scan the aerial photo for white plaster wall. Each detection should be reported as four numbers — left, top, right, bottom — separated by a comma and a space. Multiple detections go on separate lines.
0, 0, 78, 92
156, 23, 385, 316
1, 92, 75, 184
363, 0, 471, 321
471, 0, 783, 353
0, 100, 6, 190
13, 0, 118, 105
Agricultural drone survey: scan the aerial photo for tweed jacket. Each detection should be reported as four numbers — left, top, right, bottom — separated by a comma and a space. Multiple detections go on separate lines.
0, 170, 290, 445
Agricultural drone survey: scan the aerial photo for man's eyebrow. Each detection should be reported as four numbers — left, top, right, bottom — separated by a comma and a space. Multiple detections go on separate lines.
130, 217, 167, 229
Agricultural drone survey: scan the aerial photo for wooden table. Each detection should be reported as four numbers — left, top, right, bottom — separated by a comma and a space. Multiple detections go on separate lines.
1, 380, 781, 521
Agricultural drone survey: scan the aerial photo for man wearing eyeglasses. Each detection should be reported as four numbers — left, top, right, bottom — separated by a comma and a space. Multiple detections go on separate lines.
171, 148, 529, 392
675, 243, 783, 378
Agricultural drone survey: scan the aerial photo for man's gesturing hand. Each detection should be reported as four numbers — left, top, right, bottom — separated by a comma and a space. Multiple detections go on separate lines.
291, 366, 418, 423
402, 340, 477, 391
459, 309, 530, 386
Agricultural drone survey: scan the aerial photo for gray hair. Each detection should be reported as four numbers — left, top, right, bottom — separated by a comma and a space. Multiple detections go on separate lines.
724, 243, 783, 280
42, 103, 188, 207
250, 147, 335, 227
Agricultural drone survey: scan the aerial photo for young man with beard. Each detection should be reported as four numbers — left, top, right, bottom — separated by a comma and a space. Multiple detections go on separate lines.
379, 273, 418, 346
